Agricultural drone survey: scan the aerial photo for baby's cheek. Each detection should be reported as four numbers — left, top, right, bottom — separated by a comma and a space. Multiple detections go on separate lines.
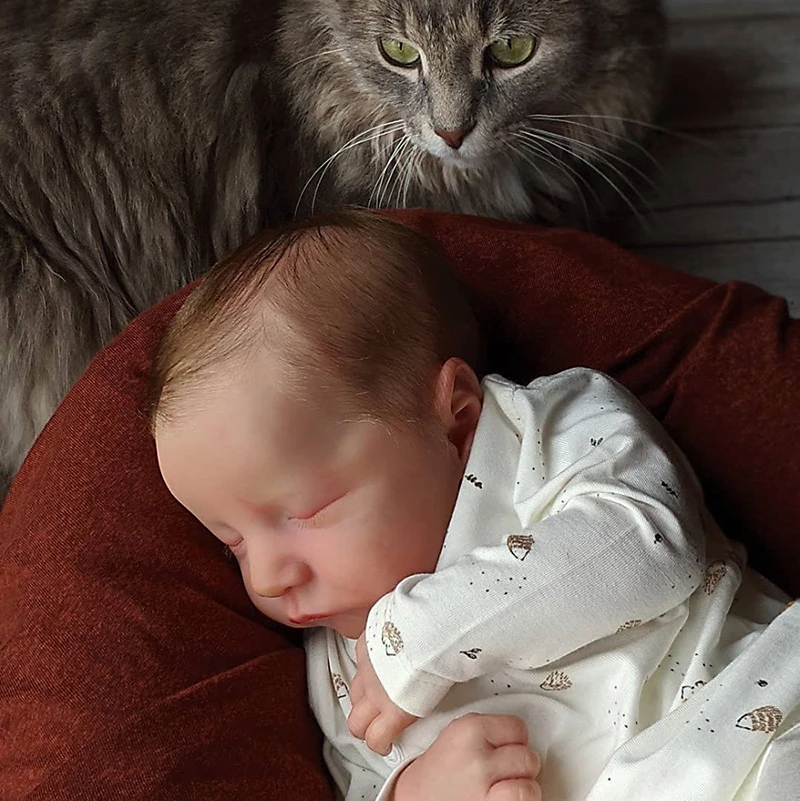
241, 576, 283, 622
254, 596, 292, 625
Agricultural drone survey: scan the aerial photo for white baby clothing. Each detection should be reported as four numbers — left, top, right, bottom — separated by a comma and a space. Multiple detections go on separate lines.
306, 368, 800, 801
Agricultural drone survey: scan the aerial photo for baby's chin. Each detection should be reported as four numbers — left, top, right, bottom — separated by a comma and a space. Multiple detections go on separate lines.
316, 612, 366, 640
254, 597, 371, 639
315, 610, 368, 640
330, 620, 365, 640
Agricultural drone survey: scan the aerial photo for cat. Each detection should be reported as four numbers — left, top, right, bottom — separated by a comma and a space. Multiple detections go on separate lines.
0, 0, 665, 497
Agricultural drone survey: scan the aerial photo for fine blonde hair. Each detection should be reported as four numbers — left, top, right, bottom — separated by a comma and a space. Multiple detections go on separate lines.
148, 210, 484, 432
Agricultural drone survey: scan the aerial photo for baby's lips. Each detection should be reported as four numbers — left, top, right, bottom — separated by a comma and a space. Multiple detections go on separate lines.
288, 612, 332, 625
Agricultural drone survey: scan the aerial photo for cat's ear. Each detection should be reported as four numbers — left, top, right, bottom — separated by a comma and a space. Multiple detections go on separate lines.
431, 357, 482, 464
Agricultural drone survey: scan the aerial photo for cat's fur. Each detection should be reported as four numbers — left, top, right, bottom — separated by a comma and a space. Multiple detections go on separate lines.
0, 0, 665, 495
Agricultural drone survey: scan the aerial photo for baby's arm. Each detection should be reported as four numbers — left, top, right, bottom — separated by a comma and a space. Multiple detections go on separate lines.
365, 370, 707, 718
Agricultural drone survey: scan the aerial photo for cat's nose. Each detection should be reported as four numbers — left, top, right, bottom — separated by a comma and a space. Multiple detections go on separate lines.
434, 124, 475, 150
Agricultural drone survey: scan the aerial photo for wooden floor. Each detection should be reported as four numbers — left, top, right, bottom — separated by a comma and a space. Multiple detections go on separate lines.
621, 0, 800, 317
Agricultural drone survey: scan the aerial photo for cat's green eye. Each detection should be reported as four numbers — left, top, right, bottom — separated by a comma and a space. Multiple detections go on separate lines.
379, 37, 421, 68
487, 35, 536, 68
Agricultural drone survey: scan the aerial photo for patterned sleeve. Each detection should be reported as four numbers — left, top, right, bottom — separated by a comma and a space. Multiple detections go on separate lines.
364, 369, 708, 717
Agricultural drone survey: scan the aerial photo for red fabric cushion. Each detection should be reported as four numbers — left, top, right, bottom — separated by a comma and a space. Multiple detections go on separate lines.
1, 210, 798, 799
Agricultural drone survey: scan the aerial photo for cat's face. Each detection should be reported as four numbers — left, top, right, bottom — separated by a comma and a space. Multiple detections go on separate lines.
325, 0, 595, 167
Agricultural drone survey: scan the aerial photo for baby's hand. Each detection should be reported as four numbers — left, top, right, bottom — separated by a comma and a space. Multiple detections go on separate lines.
393, 713, 541, 801
347, 634, 418, 755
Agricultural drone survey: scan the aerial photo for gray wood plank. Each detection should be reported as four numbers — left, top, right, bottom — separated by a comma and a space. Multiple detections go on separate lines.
621, 127, 800, 242
622, 125, 800, 317
620, 1, 800, 319
665, 0, 800, 22
639, 127, 800, 208
627, 199, 799, 246
633, 241, 800, 317
663, 16, 800, 129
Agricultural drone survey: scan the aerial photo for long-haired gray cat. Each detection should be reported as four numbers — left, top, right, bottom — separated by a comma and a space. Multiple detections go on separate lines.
0, 0, 665, 496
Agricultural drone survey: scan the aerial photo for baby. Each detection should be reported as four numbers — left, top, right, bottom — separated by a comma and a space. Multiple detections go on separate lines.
150, 210, 800, 801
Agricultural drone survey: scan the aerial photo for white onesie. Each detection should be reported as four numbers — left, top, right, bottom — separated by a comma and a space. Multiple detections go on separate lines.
306, 369, 800, 801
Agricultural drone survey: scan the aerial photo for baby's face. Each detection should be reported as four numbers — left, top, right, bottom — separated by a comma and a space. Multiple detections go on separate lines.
156, 364, 465, 639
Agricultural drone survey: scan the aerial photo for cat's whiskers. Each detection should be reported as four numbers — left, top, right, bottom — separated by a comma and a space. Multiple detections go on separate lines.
516, 129, 648, 225
314, 121, 406, 213
371, 135, 401, 208
368, 138, 396, 208
504, 141, 559, 200
401, 149, 424, 209
387, 137, 416, 208
295, 120, 405, 217
535, 114, 714, 149
508, 135, 594, 225
527, 114, 664, 174
372, 135, 411, 209
511, 132, 597, 200
527, 126, 658, 194
549, 130, 656, 221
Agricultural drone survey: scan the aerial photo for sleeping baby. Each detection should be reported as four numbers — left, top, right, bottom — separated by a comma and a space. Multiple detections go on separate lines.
150, 209, 800, 801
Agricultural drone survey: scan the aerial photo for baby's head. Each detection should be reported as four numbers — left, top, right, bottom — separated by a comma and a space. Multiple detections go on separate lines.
151, 210, 485, 638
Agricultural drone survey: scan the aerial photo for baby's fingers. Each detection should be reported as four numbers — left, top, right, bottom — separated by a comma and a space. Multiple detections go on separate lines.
486, 745, 541, 801
489, 744, 540, 783
487, 778, 541, 801
347, 697, 378, 741
363, 714, 397, 757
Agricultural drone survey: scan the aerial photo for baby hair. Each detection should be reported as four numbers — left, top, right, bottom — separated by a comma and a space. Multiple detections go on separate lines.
149, 210, 483, 432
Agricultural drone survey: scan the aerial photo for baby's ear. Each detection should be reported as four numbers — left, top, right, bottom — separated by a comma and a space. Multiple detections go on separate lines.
433, 358, 483, 462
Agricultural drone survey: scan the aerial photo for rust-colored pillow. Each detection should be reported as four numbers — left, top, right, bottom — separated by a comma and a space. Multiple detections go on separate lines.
1, 210, 798, 799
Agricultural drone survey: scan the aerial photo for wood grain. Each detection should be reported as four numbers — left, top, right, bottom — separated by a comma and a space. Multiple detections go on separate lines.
629, 0, 800, 317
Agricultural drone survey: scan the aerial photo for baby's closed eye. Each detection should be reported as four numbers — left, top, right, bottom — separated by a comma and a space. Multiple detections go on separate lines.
288, 492, 349, 528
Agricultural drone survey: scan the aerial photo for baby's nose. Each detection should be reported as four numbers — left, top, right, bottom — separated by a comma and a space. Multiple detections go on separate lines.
250, 566, 291, 598
249, 556, 309, 598
253, 580, 286, 599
